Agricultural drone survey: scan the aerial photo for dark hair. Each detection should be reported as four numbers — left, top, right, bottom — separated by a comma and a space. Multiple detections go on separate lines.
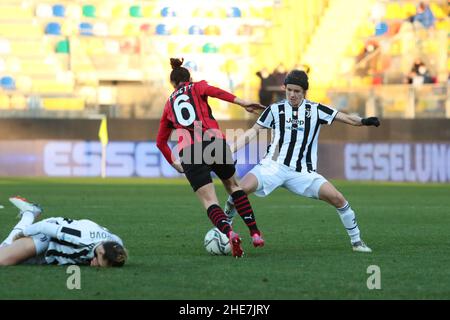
284, 70, 309, 91
170, 58, 190, 86
102, 241, 128, 267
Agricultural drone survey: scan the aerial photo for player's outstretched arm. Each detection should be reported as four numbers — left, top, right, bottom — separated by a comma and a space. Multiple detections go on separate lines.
335, 112, 380, 127
233, 97, 266, 114
229, 123, 266, 154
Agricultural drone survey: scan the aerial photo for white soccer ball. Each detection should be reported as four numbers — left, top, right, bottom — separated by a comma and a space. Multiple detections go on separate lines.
204, 227, 231, 255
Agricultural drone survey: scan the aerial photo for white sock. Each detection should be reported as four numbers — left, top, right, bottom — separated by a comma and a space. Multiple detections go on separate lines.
336, 202, 361, 244
226, 195, 234, 206
1, 211, 35, 246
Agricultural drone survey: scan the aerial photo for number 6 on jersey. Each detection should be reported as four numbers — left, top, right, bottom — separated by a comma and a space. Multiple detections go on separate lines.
173, 94, 196, 126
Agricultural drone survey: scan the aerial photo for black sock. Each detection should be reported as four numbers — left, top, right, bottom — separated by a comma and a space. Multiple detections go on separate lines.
231, 190, 259, 236
207, 204, 232, 235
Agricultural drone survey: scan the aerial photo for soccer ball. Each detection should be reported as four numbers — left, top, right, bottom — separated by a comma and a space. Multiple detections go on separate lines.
204, 227, 231, 255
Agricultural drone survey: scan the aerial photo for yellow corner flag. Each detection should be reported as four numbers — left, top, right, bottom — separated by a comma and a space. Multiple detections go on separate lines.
98, 117, 109, 146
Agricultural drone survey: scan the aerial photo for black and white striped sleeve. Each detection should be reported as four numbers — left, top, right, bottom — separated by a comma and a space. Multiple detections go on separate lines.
256, 106, 274, 128
318, 104, 338, 125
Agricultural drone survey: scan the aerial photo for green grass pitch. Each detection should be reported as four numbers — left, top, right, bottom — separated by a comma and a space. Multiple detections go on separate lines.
0, 177, 449, 299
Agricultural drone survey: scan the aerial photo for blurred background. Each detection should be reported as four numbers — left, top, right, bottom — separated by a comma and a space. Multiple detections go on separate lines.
0, 0, 448, 181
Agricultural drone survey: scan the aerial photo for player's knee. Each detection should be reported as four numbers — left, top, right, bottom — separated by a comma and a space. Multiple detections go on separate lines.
333, 192, 346, 208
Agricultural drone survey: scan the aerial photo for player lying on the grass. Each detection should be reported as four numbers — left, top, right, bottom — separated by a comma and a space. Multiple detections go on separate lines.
225, 70, 380, 253
157, 58, 265, 258
0, 196, 127, 267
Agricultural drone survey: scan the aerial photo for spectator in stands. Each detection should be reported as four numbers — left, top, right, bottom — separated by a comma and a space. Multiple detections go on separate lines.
270, 63, 287, 101
405, 58, 434, 85
408, 2, 436, 29
355, 40, 380, 77
255, 68, 274, 106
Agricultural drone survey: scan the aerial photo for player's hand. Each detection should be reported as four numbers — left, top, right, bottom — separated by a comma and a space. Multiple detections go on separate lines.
243, 103, 266, 114
172, 160, 184, 174
361, 117, 380, 127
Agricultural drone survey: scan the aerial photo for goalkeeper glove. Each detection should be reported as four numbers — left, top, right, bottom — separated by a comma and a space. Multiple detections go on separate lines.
361, 117, 380, 127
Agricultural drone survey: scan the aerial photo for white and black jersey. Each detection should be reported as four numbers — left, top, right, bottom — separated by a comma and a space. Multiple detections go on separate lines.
43, 217, 124, 265
257, 99, 338, 172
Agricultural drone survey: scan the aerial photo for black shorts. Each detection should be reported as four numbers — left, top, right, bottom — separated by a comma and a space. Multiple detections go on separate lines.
180, 138, 236, 192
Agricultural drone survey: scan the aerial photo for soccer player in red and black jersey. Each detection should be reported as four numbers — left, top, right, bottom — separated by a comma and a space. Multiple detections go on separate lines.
156, 58, 265, 258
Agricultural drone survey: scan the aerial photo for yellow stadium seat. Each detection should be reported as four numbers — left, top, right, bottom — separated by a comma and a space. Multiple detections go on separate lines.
66, 4, 82, 19
10, 94, 26, 110
0, 6, 33, 19
402, 3, 416, 18
0, 94, 10, 109
430, 3, 446, 19
112, 4, 127, 18
32, 79, 73, 94
42, 97, 84, 111
0, 23, 43, 38
142, 5, 158, 18
385, 3, 403, 19
10, 40, 50, 56
124, 23, 139, 36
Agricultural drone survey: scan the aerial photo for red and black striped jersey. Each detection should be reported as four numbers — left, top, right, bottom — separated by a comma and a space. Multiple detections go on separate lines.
156, 80, 236, 164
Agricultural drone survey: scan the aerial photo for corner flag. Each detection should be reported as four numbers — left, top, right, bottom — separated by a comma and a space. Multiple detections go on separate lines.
98, 117, 108, 178
98, 117, 109, 146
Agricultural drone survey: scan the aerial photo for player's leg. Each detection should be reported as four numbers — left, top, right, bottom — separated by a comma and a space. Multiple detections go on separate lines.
318, 182, 372, 253
1, 196, 43, 247
183, 158, 244, 258
224, 159, 283, 222
221, 173, 264, 247
0, 237, 38, 266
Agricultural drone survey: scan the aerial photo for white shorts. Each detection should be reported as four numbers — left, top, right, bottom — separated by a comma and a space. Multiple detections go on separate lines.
23, 233, 50, 265
249, 159, 328, 199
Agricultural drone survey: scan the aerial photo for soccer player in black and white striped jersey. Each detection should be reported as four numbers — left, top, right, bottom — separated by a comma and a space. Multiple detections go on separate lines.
0, 196, 127, 267
225, 70, 380, 253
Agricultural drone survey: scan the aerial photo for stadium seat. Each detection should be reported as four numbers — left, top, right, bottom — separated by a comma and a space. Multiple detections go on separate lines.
155, 24, 170, 35
10, 94, 26, 110
204, 25, 221, 36
36, 3, 53, 18
0, 5, 33, 19
56, 40, 70, 53
0, 94, 10, 109
375, 22, 388, 36
52, 4, 65, 17
45, 22, 62, 35
140, 23, 152, 33
82, 5, 96, 18
202, 43, 219, 53
93, 22, 109, 36
124, 24, 139, 36
130, 5, 142, 18
61, 21, 77, 36
161, 7, 176, 17
227, 7, 242, 18
142, 5, 156, 18
42, 97, 84, 111
112, 4, 127, 18
189, 25, 203, 35
0, 76, 16, 90
79, 23, 94, 36
66, 4, 82, 19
